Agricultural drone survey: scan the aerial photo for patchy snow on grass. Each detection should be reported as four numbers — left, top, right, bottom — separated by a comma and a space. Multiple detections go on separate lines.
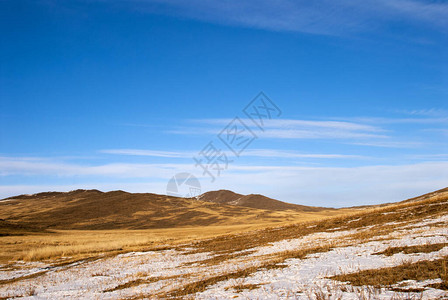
1, 211, 448, 299
195, 223, 448, 299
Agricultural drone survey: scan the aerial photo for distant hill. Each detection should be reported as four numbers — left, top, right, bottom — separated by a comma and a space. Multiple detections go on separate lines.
399, 187, 448, 204
1, 188, 446, 234
347, 187, 448, 209
198, 190, 332, 212
0, 189, 331, 231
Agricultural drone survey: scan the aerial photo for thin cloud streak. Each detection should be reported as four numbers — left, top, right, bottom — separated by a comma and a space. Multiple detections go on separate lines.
0, 157, 187, 178
194, 118, 384, 132
242, 149, 367, 159
260, 128, 387, 139
395, 108, 448, 117
408, 153, 448, 160
176, 118, 389, 140
344, 116, 448, 125
123, 0, 448, 35
169, 127, 383, 139
100, 149, 367, 159
1, 159, 447, 207
349, 141, 424, 148
1, 156, 441, 179
101, 149, 195, 158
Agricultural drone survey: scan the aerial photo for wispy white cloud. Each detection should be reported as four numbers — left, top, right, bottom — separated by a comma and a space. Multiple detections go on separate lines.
422, 128, 448, 133
122, 0, 448, 35
100, 149, 367, 159
1, 156, 447, 207
349, 140, 423, 148
100, 149, 194, 158
337, 116, 448, 125
259, 128, 386, 139
200, 161, 448, 207
242, 149, 367, 159
380, 0, 448, 28
196, 118, 384, 132
167, 114, 447, 148
408, 153, 448, 160
0, 156, 186, 178
395, 108, 448, 118
178, 118, 388, 140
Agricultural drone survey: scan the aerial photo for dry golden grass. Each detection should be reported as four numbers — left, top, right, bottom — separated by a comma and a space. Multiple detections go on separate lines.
3, 191, 443, 255
0, 269, 49, 285
184, 196, 440, 255
331, 256, 448, 290
146, 191, 448, 297
1, 230, 161, 263
155, 243, 340, 298
0, 202, 352, 264
8, 187, 416, 268
0, 218, 342, 264
103, 275, 181, 292
227, 283, 264, 293
158, 262, 278, 298
182, 250, 257, 267
2, 188, 447, 298
373, 243, 448, 257
0, 189, 353, 266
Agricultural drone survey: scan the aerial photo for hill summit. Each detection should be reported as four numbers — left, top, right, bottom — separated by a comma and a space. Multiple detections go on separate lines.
198, 189, 331, 212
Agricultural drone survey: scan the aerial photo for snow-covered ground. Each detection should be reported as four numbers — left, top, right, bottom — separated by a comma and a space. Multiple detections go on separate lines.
1, 214, 448, 299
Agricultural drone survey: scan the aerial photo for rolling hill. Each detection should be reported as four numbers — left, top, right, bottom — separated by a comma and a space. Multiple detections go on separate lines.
0, 189, 337, 231
198, 190, 332, 212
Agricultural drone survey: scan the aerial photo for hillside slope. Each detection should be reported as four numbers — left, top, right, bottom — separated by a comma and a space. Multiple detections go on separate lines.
198, 189, 331, 212
0, 189, 334, 230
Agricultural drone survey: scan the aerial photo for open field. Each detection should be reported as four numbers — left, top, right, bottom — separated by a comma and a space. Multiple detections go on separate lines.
0, 209, 351, 264
1, 188, 448, 299
0, 189, 351, 264
0, 218, 340, 264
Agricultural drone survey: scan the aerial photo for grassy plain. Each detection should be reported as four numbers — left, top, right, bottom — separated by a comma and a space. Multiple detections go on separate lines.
0, 209, 352, 264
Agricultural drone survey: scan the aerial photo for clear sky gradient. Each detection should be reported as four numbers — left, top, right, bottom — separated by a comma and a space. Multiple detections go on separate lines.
1, 0, 447, 207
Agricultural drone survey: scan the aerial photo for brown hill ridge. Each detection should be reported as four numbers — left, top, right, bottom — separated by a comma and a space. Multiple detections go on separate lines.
0, 189, 336, 231
198, 190, 331, 212
1, 188, 447, 233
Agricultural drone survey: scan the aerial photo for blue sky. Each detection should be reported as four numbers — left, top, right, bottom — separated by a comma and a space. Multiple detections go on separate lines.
1, 0, 447, 206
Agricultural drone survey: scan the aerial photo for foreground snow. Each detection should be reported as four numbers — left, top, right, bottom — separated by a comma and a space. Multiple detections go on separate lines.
1, 215, 448, 299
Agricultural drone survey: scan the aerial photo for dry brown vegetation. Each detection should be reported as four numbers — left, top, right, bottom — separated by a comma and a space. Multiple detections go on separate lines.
182, 250, 257, 267
0, 224, 294, 263
1, 187, 448, 298
103, 275, 180, 292
373, 243, 448, 256
159, 259, 288, 298
154, 243, 340, 298
185, 189, 448, 255
0, 219, 44, 237
149, 188, 448, 297
331, 256, 448, 290
10, 187, 445, 263
228, 283, 263, 293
